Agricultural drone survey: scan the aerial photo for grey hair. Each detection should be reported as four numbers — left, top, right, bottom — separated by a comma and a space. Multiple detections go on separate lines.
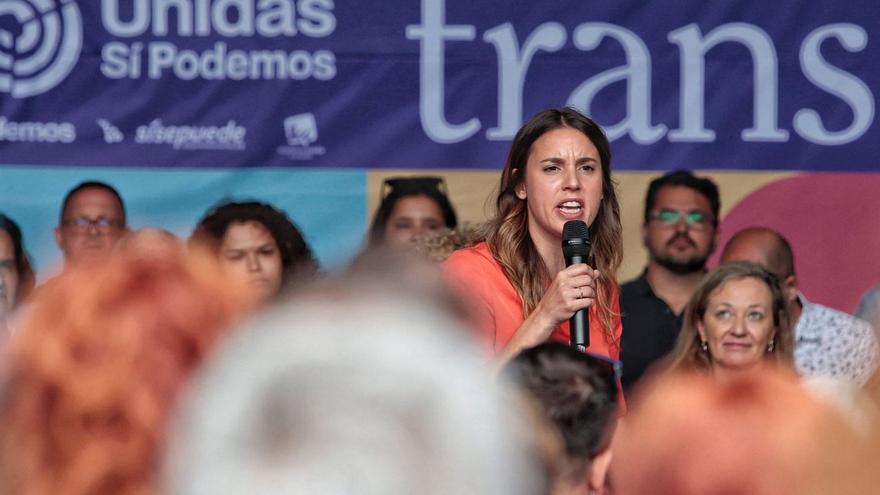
163, 285, 546, 495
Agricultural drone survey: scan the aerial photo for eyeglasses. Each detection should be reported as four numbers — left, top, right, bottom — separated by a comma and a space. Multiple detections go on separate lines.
649, 209, 714, 229
381, 176, 448, 199
62, 216, 123, 233
585, 352, 622, 381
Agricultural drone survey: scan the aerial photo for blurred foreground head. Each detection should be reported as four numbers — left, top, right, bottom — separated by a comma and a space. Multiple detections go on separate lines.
164, 275, 549, 495
613, 368, 880, 495
0, 246, 243, 495
116, 227, 182, 260
505, 343, 619, 495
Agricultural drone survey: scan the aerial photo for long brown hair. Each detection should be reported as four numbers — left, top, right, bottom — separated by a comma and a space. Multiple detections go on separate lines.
667, 261, 794, 371
485, 107, 622, 345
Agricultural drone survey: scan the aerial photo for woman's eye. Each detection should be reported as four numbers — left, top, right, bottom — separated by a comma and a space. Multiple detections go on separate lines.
748, 311, 765, 321
579, 164, 595, 172
259, 248, 276, 256
224, 253, 244, 261
715, 309, 731, 319
542, 165, 560, 172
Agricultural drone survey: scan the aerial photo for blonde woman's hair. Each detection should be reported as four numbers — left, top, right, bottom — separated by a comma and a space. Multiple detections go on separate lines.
667, 260, 795, 372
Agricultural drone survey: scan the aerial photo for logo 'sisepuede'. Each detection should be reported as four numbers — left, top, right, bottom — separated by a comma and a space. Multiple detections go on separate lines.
0, 0, 82, 98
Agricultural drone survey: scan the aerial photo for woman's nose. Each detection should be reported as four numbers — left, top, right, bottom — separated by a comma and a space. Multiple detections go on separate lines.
731, 316, 748, 335
246, 254, 261, 272
562, 166, 580, 190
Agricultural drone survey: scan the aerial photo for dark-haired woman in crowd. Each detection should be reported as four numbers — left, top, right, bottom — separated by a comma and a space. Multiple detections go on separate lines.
666, 260, 795, 380
367, 176, 458, 250
0, 213, 34, 339
191, 201, 319, 305
444, 108, 623, 365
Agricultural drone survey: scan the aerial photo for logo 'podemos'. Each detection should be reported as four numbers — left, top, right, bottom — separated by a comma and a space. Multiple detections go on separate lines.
0, 0, 81, 98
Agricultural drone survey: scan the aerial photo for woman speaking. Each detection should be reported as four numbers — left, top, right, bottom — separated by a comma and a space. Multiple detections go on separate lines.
444, 107, 623, 365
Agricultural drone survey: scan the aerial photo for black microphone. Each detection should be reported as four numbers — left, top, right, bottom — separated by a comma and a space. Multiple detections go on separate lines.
562, 220, 591, 352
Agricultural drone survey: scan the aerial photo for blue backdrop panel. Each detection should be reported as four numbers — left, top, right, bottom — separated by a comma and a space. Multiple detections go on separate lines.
0, 165, 366, 277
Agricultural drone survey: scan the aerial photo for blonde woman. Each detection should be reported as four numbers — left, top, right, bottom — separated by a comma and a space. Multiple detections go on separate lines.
666, 260, 794, 380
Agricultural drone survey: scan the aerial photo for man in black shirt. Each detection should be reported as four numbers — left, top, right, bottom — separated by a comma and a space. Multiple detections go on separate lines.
620, 171, 719, 395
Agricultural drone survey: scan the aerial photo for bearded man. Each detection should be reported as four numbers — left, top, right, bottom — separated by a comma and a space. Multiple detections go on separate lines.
620, 170, 720, 395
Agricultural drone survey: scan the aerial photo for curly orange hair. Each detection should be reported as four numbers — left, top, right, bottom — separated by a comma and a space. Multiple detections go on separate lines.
0, 248, 244, 495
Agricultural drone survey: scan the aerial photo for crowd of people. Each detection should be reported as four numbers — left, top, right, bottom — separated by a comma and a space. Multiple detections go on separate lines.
1, 106, 879, 494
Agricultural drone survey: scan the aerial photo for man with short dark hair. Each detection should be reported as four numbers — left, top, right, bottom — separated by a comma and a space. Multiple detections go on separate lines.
620, 170, 720, 394
506, 343, 619, 495
54, 181, 128, 267
721, 227, 879, 385
0, 213, 35, 335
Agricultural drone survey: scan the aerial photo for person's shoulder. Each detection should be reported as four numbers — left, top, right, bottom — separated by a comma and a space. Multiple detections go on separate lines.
443, 242, 507, 291
620, 277, 641, 293
809, 302, 866, 324
444, 241, 496, 268
804, 301, 875, 334
620, 271, 649, 298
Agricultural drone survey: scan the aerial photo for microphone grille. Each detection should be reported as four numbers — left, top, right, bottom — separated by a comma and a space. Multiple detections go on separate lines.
562, 220, 590, 259
562, 220, 589, 241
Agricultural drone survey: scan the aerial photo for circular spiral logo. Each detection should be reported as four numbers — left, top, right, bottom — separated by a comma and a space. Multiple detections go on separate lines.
0, 0, 81, 98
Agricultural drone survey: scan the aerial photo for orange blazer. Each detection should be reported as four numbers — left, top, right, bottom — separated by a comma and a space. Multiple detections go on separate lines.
444, 242, 622, 361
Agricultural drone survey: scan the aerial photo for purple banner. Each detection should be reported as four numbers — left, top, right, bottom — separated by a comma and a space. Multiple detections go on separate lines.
0, 0, 878, 170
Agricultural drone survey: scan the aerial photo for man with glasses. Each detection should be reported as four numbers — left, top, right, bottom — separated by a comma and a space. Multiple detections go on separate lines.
721, 227, 878, 385
620, 170, 720, 395
54, 181, 129, 268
